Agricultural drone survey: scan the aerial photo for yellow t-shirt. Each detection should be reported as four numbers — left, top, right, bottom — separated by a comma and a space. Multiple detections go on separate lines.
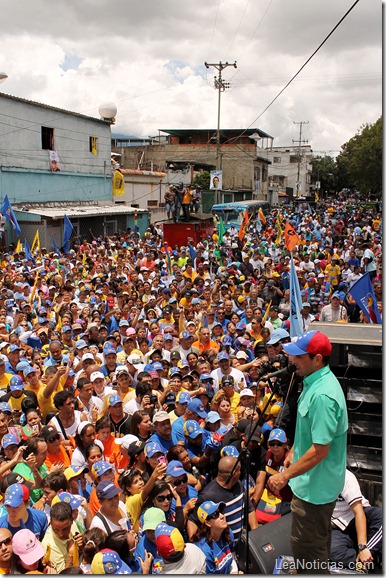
126, 492, 144, 533
0, 373, 12, 390
37, 376, 65, 420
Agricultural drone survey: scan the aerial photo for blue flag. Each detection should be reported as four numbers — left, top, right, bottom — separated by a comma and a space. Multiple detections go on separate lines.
63, 215, 73, 253
188, 244, 197, 267
289, 254, 304, 338
349, 273, 382, 324
52, 236, 61, 256
1, 195, 21, 237
24, 239, 35, 264
256, 213, 262, 234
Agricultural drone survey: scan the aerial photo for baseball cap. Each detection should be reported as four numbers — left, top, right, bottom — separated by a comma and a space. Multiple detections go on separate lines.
331, 291, 341, 299
166, 460, 185, 478
114, 434, 139, 450
302, 302, 311, 308
23, 366, 37, 378
197, 501, 225, 524
63, 465, 89, 480
90, 371, 105, 382
236, 351, 248, 361
217, 351, 229, 362
179, 330, 191, 340
220, 445, 239, 458
91, 549, 132, 575
268, 428, 288, 444
144, 441, 164, 458
10, 375, 23, 391
0, 354, 7, 366
92, 460, 115, 478
221, 375, 234, 386
267, 328, 290, 346
8, 344, 21, 353
12, 528, 45, 566
187, 398, 207, 418
240, 388, 254, 398
96, 481, 122, 500
82, 353, 94, 362
0, 402, 12, 414
149, 370, 159, 379
155, 523, 185, 560
4, 483, 30, 507
176, 391, 190, 404
152, 361, 163, 371
62, 325, 72, 333
199, 373, 213, 383
169, 367, 182, 378
165, 391, 176, 406
107, 394, 122, 407
205, 411, 221, 424
152, 410, 170, 424
163, 334, 173, 342
51, 492, 83, 510
177, 360, 189, 369
183, 420, 203, 439
282, 330, 332, 357
40, 425, 60, 441
104, 346, 117, 356
142, 507, 166, 532
170, 351, 181, 360
1, 434, 18, 449
0, 473, 33, 493
127, 439, 146, 457
16, 361, 30, 373
75, 339, 88, 349
127, 354, 143, 365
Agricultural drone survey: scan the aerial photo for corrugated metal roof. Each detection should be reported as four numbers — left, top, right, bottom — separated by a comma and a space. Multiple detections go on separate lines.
14, 203, 148, 220
159, 128, 274, 139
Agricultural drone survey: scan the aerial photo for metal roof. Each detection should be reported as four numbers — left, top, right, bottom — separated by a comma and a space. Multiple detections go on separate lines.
14, 203, 148, 220
159, 128, 274, 139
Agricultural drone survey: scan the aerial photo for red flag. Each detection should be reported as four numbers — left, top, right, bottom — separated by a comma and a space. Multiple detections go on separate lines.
284, 222, 300, 252
238, 209, 250, 241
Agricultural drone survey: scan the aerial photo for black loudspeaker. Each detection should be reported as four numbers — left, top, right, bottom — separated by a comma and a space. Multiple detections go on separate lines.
237, 514, 293, 574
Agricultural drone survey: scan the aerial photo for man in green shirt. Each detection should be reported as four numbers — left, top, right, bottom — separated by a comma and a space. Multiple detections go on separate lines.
13, 437, 49, 503
268, 330, 348, 574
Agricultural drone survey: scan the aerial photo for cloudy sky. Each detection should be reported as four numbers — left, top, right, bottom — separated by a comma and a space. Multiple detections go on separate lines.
0, 0, 381, 156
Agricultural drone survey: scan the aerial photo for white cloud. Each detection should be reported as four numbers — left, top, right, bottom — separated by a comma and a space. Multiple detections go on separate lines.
0, 0, 381, 155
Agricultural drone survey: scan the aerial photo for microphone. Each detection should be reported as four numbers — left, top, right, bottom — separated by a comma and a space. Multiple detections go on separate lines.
260, 364, 297, 381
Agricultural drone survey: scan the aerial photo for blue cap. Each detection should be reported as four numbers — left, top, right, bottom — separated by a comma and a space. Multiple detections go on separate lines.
236, 322, 246, 330
152, 361, 163, 371
10, 375, 23, 391
179, 330, 191, 340
145, 441, 164, 458
107, 394, 122, 407
267, 328, 290, 346
220, 445, 239, 458
184, 420, 203, 439
62, 325, 72, 333
144, 363, 155, 372
1, 434, 19, 449
197, 500, 225, 524
4, 483, 30, 507
268, 428, 288, 443
24, 366, 37, 377
221, 335, 233, 345
217, 351, 229, 362
0, 402, 12, 414
332, 291, 341, 299
187, 398, 207, 418
92, 460, 115, 478
164, 334, 173, 341
169, 367, 183, 378
176, 391, 190, 404
104, 346, 117, 356
205, 411, 221, 424
52, 492, 83, 510
199, 373, 213, 382
75, 339, 88, 349
282, 330, 332, 357
16, 361, 31, 373
8, 344, 21, 353
119, 320, 129, 327
166, 460, 186, 478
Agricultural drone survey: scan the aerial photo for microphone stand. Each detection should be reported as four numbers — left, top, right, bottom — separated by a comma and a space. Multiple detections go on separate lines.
231, 375, 284, 574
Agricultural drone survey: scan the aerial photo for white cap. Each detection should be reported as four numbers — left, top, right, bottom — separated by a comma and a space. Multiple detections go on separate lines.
82, 353, 94, 362
240, 388, 254, 398
114, 434, 139, 449
90, 371, 104, 382
127, 354, 143, 365
236, 351, 248, 360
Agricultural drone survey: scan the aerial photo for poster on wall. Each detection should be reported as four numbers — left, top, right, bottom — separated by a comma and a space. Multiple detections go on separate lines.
210, 170, 222, 190
49, 150, 60, 172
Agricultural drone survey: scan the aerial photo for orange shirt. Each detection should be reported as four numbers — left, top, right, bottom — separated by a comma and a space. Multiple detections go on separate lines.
45, 445, 72, 470
98, 434, 121, 471
89, 472, 121, 516
192, 340, 220, 354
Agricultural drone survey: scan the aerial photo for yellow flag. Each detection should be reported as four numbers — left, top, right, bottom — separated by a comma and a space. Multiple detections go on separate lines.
276, 215, 283, 245
112, 170, 125, 196
315, 191, 319, 202
91, 136, 97, 156
29, 272, 40, 304
31, 229, 40, 253
262, 300, 272, 323
15, 239, 22, 253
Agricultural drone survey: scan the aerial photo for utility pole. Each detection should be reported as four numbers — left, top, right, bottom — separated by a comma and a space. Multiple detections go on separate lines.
205, 61, 237, 202
293, 121, 309, 197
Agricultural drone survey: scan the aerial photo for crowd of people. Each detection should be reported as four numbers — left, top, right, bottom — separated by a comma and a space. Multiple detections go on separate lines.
0, 193, 381, 574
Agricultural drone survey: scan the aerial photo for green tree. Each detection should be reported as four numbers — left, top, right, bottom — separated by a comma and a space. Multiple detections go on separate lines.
311, 155, 338, 195
192, 171, 210, 190
336, 117, 382, 197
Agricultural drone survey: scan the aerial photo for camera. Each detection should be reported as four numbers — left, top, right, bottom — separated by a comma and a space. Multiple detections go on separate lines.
256, 360, 274, 378
149, 394, 158, 406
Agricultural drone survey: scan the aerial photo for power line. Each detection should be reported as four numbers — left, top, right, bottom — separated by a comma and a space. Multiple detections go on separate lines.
222, 0, 362, 145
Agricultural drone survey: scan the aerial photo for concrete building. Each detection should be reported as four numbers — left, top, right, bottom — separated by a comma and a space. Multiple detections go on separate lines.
265, 145, 313, 201
112, 128, 274, 212
0, 93, 149, 247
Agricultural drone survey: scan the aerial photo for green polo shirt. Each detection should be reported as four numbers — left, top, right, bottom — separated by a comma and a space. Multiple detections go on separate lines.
289, 365, 347, 505
13, 462, 49, 503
